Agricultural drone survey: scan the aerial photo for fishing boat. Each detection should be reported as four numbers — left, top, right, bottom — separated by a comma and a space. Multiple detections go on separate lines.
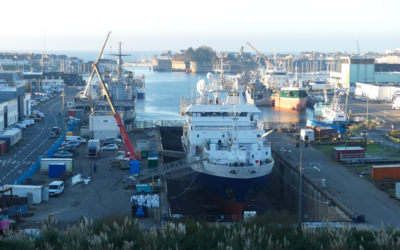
313, 90, 331, 117
245, 78, 273, 106
307, 94, 347, 133
180, 52, 274, 219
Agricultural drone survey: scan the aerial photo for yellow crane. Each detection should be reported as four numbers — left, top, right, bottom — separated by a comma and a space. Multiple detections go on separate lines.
246, 42, 274, 67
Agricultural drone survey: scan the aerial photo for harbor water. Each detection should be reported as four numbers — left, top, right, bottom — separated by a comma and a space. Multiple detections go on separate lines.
86, 66, 316, 124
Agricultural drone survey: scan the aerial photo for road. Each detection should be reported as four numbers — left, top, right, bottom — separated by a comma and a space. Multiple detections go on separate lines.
0, 87, 77, 185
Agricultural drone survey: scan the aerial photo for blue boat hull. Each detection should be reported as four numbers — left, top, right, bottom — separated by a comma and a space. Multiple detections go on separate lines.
307, 119, 347, 134
137, 92, 145, 98
189, 169, 271, 218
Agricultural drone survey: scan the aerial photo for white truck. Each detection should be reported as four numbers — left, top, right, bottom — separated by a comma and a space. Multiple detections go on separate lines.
392, 95, 400, 109
88, 139, 101, 158
115, 151, 130, 161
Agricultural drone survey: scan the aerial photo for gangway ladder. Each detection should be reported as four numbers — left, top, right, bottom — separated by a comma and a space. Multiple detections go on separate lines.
136, 154, 208, 181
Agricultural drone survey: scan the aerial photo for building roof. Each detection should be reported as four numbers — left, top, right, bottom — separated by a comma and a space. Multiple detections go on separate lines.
333, 146, 364, 151
371, 165, 400, 168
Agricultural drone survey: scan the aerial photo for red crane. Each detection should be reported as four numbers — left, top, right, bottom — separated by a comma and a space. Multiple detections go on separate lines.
91, 31, 139, 161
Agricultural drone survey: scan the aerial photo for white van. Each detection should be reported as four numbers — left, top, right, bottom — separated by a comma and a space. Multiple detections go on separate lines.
49, 181, 64, 196
16, 122, 27, 129
22, 119, 34, 126
66, 136, 86, 144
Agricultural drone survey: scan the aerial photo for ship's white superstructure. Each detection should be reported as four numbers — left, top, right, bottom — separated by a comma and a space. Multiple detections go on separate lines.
180, 52, 274, 219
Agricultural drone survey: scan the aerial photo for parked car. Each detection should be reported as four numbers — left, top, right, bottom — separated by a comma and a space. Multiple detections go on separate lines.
65, 141, 80, 148
52, 152, 73, 158
372, 99, 382, 104
52, 127, 60, 134
328, 91, 334, 95
101, 144, 118, 151
106, 137, 122, 144
57, 145, 77, 152
55, 148, 76, 155
360, 130, 368, 137
102, 141, 117, 147
360, 97, 367, 101
355, 96, 361, 100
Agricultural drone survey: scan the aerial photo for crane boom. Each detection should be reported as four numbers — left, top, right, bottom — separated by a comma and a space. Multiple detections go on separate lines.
83, 32, 112, 98
91, 32, 138, 161
246, 42, 274, 67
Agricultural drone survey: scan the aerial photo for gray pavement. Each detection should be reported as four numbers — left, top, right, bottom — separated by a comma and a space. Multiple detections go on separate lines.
17, 126, 163, 230
269, 132, 400, 228
0, 87, 77, 185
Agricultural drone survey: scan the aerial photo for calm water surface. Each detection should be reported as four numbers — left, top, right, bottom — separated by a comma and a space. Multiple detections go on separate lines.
87, 66, 315, 123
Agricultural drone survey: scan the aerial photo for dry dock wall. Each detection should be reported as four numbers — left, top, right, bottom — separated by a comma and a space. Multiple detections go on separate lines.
267, 148, 353, 222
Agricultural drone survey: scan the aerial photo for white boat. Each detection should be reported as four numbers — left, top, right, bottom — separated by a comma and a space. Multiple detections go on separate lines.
313, 90, 331, 117
245, 78, 273, 106
180, 52, 274, 220
321, 94, 346, 124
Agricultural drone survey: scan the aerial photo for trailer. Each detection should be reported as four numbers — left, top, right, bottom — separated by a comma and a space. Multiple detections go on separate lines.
88, 139, 101, 158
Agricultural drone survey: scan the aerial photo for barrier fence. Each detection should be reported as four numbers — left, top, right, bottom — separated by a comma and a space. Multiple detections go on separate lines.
12, 122, 74, 185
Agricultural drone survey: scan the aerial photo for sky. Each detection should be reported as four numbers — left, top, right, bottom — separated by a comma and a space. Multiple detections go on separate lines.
1, 0, 400, 54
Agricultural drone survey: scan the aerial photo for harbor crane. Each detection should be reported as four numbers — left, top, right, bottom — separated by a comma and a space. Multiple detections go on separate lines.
246, 42, 274, 67
91, 31, 139, 161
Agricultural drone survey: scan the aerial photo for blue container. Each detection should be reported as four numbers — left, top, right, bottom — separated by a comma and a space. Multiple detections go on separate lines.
129, 160, 140, 174
49, 163, 66, 178
149, 152, 159, 157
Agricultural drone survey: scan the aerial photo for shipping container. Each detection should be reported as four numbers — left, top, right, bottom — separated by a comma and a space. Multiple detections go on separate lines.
66, 132, 73, 136
0, 137, 11, 151
371, 165, 400, 180
0, 141, 6, 155
333, 147, 365, 161
2, 129, 22, 147
40, 158, 73, 173
49, 163, 67, 178
0, 185, 43, 204
148, 157, 159, 169
137, 140, 148, 152
75, 109, 84, 119
68, 109, 76, 117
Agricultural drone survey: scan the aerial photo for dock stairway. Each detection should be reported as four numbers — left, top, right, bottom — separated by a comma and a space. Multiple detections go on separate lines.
159, 150, 187, 158
136, 154, 208, 181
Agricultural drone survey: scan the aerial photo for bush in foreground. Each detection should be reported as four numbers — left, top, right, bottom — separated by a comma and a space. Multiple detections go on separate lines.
1, 212, 400, 249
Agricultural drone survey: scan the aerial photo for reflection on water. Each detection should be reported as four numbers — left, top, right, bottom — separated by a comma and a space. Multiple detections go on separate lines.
85, 66, 316, 123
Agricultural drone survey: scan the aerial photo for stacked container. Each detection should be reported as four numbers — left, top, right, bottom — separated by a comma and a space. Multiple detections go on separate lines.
0, 141, 6, 155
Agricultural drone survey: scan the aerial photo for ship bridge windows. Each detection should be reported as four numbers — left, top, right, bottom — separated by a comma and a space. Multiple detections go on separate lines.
228, 91, 240, 96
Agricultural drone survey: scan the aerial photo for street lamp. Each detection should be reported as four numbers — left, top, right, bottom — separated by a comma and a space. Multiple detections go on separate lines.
296, 140, 308, 224
61, 91, 65, 140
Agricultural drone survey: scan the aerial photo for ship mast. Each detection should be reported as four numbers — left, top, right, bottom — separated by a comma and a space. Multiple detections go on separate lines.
110, 42, 131, 80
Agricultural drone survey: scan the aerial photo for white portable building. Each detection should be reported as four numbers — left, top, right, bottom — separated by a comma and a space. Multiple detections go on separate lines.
301, 129, 314, 141
0, 185, 43, 204
40, 158, 73, 173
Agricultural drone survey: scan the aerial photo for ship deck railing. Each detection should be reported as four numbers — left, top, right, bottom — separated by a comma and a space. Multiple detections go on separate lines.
193, 125, 262, 131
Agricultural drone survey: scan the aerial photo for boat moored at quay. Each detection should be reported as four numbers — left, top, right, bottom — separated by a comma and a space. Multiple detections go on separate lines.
180, 52, 274, 219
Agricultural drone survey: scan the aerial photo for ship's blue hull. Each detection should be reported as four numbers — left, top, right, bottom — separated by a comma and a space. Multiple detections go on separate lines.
189, 169, 271, 218
137, 92, 145, 98
307, 119, 347, 134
